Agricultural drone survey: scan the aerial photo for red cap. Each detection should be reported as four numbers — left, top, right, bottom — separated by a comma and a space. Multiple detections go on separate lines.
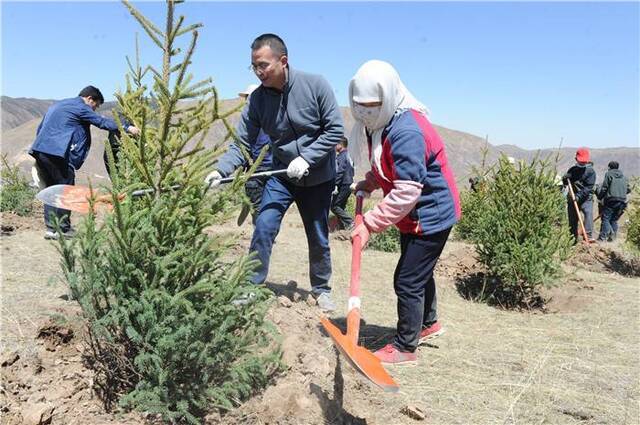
575, 147, 590, 163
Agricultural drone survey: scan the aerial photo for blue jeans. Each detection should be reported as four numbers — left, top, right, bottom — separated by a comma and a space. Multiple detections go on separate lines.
250, 176, 333, 294
598, 199, 627, 241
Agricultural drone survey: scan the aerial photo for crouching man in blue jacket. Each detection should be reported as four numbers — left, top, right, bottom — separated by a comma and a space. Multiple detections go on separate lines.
205, 34, 344, 311
29, 85, 140, 240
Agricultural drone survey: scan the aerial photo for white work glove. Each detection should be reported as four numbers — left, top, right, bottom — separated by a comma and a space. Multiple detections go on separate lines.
332, 186, 339, 196
31, 166, 46, 190
287, 156, 310, 179
127, 125, 141, 136
204, 170, 222, 188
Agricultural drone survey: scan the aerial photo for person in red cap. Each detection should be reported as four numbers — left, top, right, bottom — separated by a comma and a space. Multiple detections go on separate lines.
562, 147, 596, 243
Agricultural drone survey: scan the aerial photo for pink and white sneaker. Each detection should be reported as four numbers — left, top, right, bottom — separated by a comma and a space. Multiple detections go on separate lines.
373, 344, 417, 365
419, 322, 446, 345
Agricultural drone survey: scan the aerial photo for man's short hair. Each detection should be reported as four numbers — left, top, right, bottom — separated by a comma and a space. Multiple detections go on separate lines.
608, 161, 619, 170
339, 137, 348, 148
78, 85, 104, 104
251, 33, 288, 57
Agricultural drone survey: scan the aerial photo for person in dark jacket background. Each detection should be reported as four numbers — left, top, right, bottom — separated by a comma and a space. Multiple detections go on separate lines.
103, 111, 131, 178
563, 147, 596, 243
330, 137, 354, 230
596, 161, 630, 242
30, 85, 140, 239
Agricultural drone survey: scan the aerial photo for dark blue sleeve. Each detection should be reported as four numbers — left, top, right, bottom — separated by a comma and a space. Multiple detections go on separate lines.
77, 104, 119, 132
389, 129, 427, 182
576, 168, 596, 203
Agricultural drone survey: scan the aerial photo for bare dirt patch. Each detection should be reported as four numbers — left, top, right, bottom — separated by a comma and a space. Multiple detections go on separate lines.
1, 315, 143, 425
568, 242, 640, 277
0, 211, 42, 235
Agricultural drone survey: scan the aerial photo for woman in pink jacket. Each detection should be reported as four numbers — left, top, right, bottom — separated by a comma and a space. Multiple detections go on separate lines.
349, 60, 461, 364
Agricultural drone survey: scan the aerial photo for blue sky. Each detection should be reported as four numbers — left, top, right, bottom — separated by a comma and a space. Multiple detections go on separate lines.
2, 1, 638, 150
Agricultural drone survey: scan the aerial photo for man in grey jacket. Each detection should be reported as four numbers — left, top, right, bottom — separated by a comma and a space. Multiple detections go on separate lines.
596, 161, 631, 242
206, 34, 344, 311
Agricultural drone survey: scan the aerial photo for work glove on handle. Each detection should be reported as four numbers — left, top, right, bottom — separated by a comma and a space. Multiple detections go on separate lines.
126, 125, 141, 136
204, 170, 223, 188
287, 156, 310, 179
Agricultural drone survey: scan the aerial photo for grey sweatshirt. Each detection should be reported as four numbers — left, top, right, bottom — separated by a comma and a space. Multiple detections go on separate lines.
216, 66, 345, 187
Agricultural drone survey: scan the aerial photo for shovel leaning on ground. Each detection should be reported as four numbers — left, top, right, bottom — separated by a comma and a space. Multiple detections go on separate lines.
35, 169, 289, 214
320, 195, 399, 393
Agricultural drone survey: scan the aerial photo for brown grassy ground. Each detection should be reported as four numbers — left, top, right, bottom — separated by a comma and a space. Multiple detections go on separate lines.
1, 208, 639, 424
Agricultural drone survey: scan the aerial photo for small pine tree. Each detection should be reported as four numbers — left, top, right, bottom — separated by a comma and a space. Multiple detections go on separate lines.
454, 186, 488, 242
58, 1, 280, 422
625, 179, 640, 252
454, 144, 493, 242
368, 225, 401, 252
469, 155, 573, 307
0, 155, 36, 216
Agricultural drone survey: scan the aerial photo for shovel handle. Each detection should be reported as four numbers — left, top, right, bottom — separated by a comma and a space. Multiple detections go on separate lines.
350, 196, 364, 299
346, 195, 365, 345
130, 169, 290, 198
566, 182, 590, 244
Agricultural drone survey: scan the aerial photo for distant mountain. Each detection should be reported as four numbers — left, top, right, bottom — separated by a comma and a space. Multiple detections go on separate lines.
1, 96, 638, 187
1, 96, 55, 130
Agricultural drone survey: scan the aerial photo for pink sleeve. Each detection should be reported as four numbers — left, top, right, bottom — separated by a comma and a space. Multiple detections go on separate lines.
363, 180, 423, 233
355, 170, 381, 193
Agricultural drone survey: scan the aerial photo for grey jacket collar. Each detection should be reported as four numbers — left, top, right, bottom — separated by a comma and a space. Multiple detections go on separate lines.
263, 66, 296, 96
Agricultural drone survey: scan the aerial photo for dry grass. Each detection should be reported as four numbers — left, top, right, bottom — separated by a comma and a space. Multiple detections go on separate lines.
2, 208, 639, 424
269, 210, 640, 424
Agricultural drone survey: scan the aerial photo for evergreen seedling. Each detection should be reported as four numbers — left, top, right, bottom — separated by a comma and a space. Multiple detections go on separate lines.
58, 1, 281, 422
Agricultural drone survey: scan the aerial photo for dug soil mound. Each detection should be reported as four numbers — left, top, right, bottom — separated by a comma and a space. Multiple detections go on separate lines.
0, 211, 42, 236
1, 286, 407, 425
220, 281, 399, 424
568, 242, 640, 277
0, 318, 144, 425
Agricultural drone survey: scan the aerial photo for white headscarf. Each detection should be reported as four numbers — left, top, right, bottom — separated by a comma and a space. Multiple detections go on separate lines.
348, 60, 429, 178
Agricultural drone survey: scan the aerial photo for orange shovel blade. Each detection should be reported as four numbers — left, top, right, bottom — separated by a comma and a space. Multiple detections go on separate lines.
320, 317, 399, 393
36, 185, 114, 214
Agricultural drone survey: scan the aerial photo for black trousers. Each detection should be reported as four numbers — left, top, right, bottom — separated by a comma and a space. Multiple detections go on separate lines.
330, 184, 354, 230
393, 227, 451, 352
32, 151, 75, 232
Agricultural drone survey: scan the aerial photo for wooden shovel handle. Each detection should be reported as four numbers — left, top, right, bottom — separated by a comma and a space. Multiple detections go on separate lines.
567, 182, 590, 244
